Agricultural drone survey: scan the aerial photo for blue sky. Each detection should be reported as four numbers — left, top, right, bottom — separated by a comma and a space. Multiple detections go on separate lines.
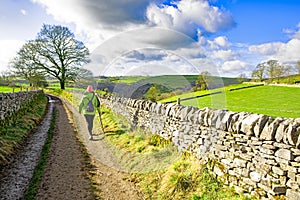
215, 0, 300, 44
1, 0, 300, 77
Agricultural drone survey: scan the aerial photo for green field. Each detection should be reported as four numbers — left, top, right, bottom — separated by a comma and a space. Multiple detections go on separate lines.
0, 86, 22, 93
160, 84, 300, 119
46, 86, 85, 92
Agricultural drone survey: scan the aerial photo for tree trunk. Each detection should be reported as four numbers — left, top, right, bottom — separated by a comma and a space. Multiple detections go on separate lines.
60, 80, 65, 90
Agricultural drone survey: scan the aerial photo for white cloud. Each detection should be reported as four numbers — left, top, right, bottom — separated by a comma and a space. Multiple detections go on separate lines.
211, 49, 237, 61
220, 60, 249, 76
31, 0, 156, 28
0, 40, 24, 72
294, 23, 300, 39
249, 42, 283, 55
283, 22, 300, 39
20, 9, 27, 15
213, 36, 230, 48
249, 39, 300, 63
273, 39, 300, 62
146, 0, 235, 38
176, 0, 234, 32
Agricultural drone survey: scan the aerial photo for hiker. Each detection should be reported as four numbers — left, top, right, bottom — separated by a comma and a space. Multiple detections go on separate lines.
79, 85, 100, 140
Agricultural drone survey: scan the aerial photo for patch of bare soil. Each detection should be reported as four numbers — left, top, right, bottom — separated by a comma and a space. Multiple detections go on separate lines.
36, 99, 95, 199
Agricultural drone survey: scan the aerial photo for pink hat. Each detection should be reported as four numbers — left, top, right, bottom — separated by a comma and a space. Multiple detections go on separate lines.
86, 85, 93, 92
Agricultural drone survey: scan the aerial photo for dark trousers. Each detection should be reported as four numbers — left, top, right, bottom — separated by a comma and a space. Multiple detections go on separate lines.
84, 114, 95, 136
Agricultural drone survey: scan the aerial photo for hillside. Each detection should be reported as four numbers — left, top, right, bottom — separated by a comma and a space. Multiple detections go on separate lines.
160, 84, 300, 119
97, 75, 241, 98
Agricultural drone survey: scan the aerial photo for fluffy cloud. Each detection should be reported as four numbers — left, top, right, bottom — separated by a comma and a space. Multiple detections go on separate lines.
20, 9, 27, 15
221, 60, 249, 76
213, 36, 230, 48
0, 40, 24, 72
293, 23, 300, 39
31, 0, 157, 27
211, 49, 237, 61
249, 39, 300, 63
283, 22, 300, 40
146, 0, 235, 38
249, 42, 283, 55
274, 39, 300, 63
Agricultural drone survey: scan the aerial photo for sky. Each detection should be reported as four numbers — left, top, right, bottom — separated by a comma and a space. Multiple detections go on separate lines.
1, 0, 300, 77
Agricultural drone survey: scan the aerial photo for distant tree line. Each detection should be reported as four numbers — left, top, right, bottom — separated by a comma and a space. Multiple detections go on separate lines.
251, 59, 300, 83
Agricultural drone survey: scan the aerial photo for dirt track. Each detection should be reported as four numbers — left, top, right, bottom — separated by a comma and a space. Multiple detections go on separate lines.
63, 98, 143, 199
35, 99, 95, 199
0, 96, 142, 199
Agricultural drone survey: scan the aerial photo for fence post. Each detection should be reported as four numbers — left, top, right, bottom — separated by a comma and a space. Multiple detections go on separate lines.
177, 98, 181, 105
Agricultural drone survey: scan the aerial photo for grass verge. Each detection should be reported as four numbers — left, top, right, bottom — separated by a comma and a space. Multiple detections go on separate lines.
24, 110, 56, 199
132, 154, 252, 200
100, 105, 172, 153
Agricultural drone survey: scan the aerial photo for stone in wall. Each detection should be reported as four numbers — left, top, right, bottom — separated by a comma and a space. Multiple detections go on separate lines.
276, 118, 293, 143
219, 111, 236, 131
197, 107, 209, 126
253, 114, 269, 137
286, 189, 300, 200
240, 113, 262, 136
260, 117, 284, 141
230, 112, 250, 133
210, 109, 227, 130
286, 120, 300, 146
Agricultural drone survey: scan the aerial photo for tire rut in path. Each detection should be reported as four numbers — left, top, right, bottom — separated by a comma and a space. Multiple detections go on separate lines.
0, 96, 54, 200
36, 99, 95, 199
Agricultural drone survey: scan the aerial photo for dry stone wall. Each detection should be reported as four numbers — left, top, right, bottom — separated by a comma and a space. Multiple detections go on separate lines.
100, 94, 300, 199
0, 91, 44, 127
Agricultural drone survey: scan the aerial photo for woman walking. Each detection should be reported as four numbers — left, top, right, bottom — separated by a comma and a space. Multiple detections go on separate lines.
79, 85, 100, 140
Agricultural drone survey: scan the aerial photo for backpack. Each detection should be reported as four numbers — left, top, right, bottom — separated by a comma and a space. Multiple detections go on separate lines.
85, 93, 95, 112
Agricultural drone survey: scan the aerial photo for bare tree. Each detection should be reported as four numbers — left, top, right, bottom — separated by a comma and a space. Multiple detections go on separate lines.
266, 60, 278, 81
9, 48, 46, 87
251, 63, 265, 82
11, 24, 90, 89
252, 60, 289, 83
237, 73, 246, 83
266, 60, 289, 83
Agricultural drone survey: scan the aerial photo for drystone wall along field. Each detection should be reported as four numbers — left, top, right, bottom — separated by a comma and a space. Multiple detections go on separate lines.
0, 91, 44, 128
99, 94, 300, 199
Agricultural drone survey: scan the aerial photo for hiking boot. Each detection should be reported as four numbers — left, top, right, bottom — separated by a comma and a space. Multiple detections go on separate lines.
89, 136, 93, 140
